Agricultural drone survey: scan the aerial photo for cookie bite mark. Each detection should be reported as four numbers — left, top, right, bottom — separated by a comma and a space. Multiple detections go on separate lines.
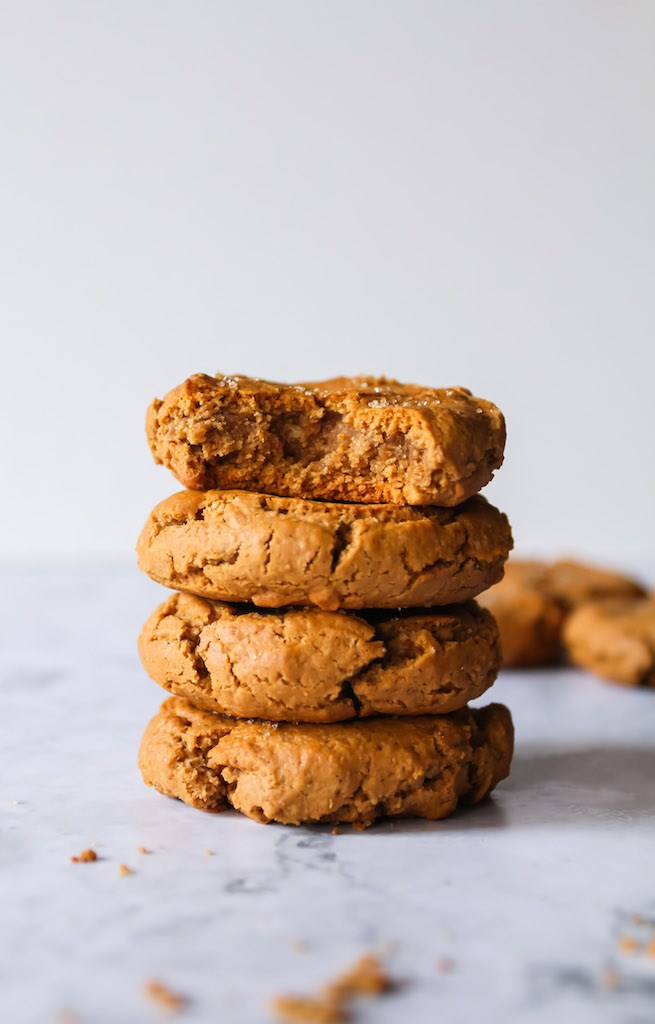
146, 373, 505, 506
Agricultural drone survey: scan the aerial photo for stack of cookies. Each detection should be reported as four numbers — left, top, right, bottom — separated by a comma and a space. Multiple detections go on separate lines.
136, 374, 515, 828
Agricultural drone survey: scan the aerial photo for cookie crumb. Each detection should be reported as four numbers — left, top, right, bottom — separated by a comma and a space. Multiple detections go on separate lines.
118, 863, 133, 877
436, 956, 454, 973
331, 827, 339, 836
272, 953, 393, 1024
632, 913, 645, 925
647, 938, 655, 959
271, 996, 342, 1023
618, 936, 637, 954
599, 967, 619, 991
71, 849, 97, 863
143, 980, 187, 1014
272, 995, 342, 1023
292, 939, 307, 954
204, 849, 213, 856
138, 846, 149, 855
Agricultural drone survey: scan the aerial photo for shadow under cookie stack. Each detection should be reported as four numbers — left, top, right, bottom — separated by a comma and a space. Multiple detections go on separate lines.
136, 374, 515, 829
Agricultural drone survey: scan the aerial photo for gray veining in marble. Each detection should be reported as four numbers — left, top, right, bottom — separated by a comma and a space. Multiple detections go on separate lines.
1, 566, 654, 1023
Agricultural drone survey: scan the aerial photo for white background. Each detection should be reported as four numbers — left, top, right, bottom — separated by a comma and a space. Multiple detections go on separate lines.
1, 1, 653, 563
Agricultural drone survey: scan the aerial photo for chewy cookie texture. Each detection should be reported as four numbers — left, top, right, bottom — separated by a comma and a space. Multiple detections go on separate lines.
479, 558, 645, 668
138, 697, 514, 827
139, 593, 501, 722
137, 489, 512, 611
136, 368, 515, 828
564, 594, 655, 688
146, 373, 506, 506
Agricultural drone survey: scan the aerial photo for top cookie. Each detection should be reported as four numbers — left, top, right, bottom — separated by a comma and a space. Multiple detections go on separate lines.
146, 373, 506, 506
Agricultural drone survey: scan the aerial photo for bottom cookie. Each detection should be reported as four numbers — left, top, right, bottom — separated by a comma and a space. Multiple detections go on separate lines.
138, 697, 514, 828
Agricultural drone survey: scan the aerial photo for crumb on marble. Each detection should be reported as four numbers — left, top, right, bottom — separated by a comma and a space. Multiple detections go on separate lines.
632, 913, 645, 925
618, 936, 637, 954
204, 849, 213, 856
647, 938, 655, 960
271, 953, 393, 1023
138, 846, 150, 855
71, 849, 97, 863
599, 967, 619, 991
118, 863, 133, 877
143, 979, 187, 1015
331, 827, 339, 836
271, 995, 342, 1023
292, 940, 307, 954
436, 956, 454, 973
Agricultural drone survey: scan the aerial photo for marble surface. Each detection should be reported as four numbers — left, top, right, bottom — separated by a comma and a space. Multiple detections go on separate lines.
2, 566, 654, 1024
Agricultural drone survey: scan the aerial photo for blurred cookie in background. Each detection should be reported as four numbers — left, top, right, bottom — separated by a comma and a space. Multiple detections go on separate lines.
564, 593, 655, 688
479, 558, 646, 668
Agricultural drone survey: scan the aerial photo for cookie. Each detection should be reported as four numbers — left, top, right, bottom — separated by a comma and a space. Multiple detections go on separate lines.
138, 697, 514, 827
138, 593, 501, 722
146, 374, 506, 506
477, 561, 566, 667
478, 558, 645, 667
539, 559, 646, 611
136, 489, 512, 610
564, 594, 655, 687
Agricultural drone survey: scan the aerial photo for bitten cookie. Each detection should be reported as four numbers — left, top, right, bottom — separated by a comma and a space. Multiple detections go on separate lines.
138, 697, 514, 827
146, 373, 506, 506
138, 593, 501, 722
136, 490, 512, 610
564, 594, 655, 687
478, 558, 645, 667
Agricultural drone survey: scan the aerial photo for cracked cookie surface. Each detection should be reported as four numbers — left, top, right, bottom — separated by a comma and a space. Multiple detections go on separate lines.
138, 697, 514, 827
136, 489, 512, 610
564, 593, 655, 687
139, 593, 501, 722
479, 558, 645, 667
146, 373, 506, 506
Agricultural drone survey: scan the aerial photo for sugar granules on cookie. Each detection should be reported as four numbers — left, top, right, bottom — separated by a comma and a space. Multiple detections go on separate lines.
271, 953, 393, 1023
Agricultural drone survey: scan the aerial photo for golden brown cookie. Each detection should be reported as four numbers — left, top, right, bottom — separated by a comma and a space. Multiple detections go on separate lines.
138, 593, 501, 722
146, 373, 506, 506
478, 558, 645, 668
138, 697, 514, 827
477, 561, 566, 667
539, 560, 646, 611
564, 594, 655, 687
136, 489, 512, 610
